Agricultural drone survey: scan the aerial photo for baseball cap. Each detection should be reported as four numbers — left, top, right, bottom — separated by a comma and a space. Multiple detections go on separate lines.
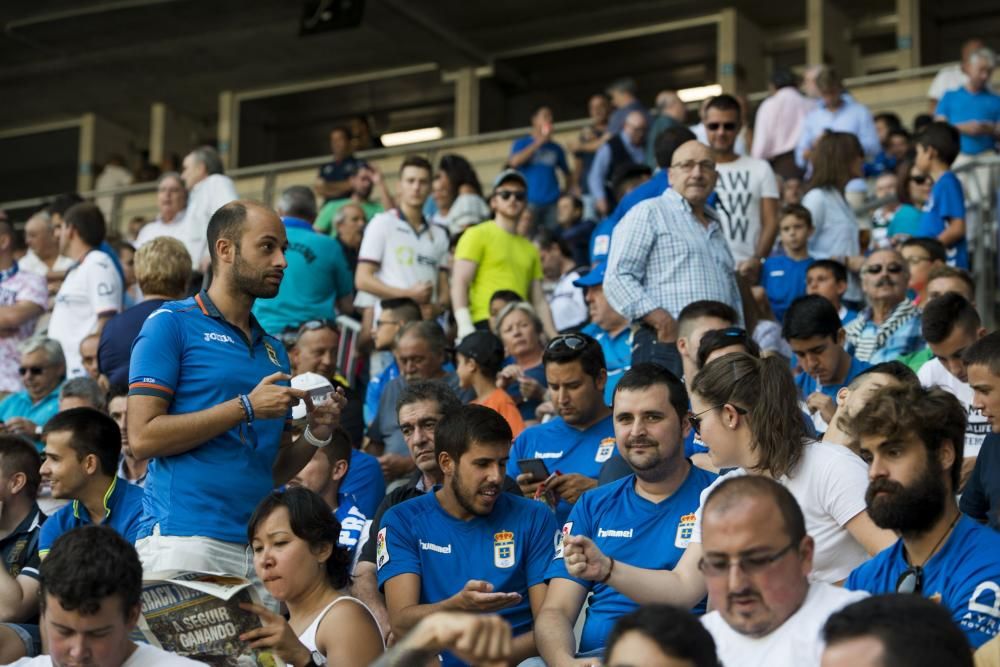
573, 262, 607, 288
492, 168, 528, 193
455, 330, 505, 372
290, 372, 334, 421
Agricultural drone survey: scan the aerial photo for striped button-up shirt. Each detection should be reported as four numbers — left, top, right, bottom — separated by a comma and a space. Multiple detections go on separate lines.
604, 188, 742, 322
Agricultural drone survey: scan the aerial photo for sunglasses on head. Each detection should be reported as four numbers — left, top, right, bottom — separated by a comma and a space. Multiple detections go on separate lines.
297, 319, 339, 335
496, 190, 527, 202
896, 566, 923, 594
706, 122, 737, 131
18, 366, 45, 376
863, 263, 905, 275
546, 333, 587, 353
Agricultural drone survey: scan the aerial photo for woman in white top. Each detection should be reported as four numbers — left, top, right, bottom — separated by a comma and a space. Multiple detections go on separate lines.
802, 132, 866, 302
562, 353, 895, 606
243, 487, 384, 666
433, 154, 490, 237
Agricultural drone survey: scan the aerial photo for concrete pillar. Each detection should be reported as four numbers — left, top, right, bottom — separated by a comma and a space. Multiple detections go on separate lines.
150, 103, 167, 166
896, 0, 921, 69
452, 67, 480, 137
151, 102, 209, 170
218, 90, 236, 169
807, 0, 852, 74
717, 9, 738, 93
77, 113, 96, 192
718, 9, 766, 94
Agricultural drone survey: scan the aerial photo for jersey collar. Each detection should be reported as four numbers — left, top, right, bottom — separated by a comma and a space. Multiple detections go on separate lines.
194, 290, 267, 345
72, 477, 118, 521
282, 216, 314, 232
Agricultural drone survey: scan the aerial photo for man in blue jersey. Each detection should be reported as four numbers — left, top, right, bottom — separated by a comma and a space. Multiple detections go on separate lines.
783, 295, 869, 431
377, 404, 557, 666
287, 428, 367, 566
508, 334, 618, 523
127, 201, 344, 589
535, 363, 716, 665
844, 383, 1000, 648
576, 263, 631, 405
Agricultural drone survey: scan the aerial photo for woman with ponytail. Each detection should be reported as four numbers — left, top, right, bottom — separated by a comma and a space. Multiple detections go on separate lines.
242, 487, 384, 666
562, 354, 894, 607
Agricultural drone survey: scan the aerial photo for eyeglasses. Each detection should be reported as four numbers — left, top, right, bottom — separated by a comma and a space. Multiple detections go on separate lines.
375, 319, 400, 328
903, 255, 931, 266
706, 122, 737, 132
896, 566, 924, 594
671, 160, 716, 173
546, 334, 587, 353
688, 403, 748, 435
297, 319, 339, 335
863, 263, 905, 275
698, 542, 798, 577
18, 366, 45, 376
910, 175, 932, 186
496, 190, 527, 202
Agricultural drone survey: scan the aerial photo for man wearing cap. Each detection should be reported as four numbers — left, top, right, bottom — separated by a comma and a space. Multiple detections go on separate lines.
452, 170, 558, 340
604, 140, 742, 369
578, 263, 632, 405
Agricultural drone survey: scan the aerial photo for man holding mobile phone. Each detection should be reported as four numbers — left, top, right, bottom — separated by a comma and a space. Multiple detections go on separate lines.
507, 334, 617, 523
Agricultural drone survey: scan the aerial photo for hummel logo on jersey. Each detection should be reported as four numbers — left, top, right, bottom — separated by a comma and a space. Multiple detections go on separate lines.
597, 528, 634, 538
420, 540, 452, 554
204, 332, 236, 344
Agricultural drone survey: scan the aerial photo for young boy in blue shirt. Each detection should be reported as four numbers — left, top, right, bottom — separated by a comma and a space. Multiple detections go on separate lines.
915, 122, 968, 269
761, 204, 814, 322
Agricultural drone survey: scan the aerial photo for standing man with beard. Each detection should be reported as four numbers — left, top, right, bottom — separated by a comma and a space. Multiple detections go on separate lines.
127, 201, 345, 588
535, 364, 716, 666
377, 405, 557, 666
844, 383, 1000, 648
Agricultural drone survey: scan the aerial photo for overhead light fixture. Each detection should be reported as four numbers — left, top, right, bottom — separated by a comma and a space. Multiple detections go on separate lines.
677, 84, 723, 103
380, 127, 444, 147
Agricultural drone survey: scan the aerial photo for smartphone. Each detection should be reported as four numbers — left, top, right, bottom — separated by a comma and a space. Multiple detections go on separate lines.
517, 458, 549, 481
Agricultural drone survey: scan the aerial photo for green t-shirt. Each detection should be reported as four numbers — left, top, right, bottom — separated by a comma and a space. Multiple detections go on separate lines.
900, 346, 933, 372
453, 220, 543, 322
315, 199, 384, 236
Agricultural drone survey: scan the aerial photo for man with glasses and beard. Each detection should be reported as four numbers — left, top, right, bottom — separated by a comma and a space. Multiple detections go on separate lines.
844, 383, 1000, 648
377, 405, 557, 666
127, 201, 345, 594
534, 364, 716, 667
845, 248, 924, 363
506, 333, 618, 523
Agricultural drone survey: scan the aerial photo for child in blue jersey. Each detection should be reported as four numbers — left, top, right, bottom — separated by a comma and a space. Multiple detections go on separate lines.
537, 364, 716, 665
286, 429, 368, 565
30, 409, 144, 566
915, 122, 968, 269
761, 204, 814, 322
377, 405, 557, 667
806, 259, 858, 325
506, 334, 618, 524
843, 383, 1000, 648
783, 295, 869, 432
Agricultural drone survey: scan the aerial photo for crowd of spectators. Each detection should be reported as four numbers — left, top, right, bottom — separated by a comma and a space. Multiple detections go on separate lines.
0, 37, 999, 667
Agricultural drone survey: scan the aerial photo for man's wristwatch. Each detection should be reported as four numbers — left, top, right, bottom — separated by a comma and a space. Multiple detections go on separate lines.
303, 651, 327, 666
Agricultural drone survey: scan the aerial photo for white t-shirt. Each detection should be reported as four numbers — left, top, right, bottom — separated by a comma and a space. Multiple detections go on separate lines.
690, 441, 871, 583
19, 251, 74, 278
185, 174, 239, 267
713, 156, 779, 263
9, 642, 207, 666
48, 251, 123, 377
918, 358, 990, 459
355, 210, 449, 320
547, 269, 588, 332
928, 64, 968, 101
701, 582, 868, 667
136, 209, 201, 267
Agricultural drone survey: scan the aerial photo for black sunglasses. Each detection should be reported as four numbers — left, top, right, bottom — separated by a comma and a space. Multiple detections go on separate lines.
706, 122, 737, 131
546, 334, 587, 353
896, 566, 923, 594
496, 190, 527, 202
688, 403, 748, 435
910, 174, 932, 186
863, 263, 905, 275
18, 366, 45, 376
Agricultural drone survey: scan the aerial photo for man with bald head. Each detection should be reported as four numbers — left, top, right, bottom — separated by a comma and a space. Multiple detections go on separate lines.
588, 110, 648, 216
845, 248, 924, 363
699, 476, 867, 666
127, 200, 345, 590
20, 211, 73, 282
605, 140, 741, 368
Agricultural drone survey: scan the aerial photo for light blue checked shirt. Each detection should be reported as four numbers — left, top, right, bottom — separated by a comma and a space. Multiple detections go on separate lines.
795, 93, 880, 168
604, 188, 742, 322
